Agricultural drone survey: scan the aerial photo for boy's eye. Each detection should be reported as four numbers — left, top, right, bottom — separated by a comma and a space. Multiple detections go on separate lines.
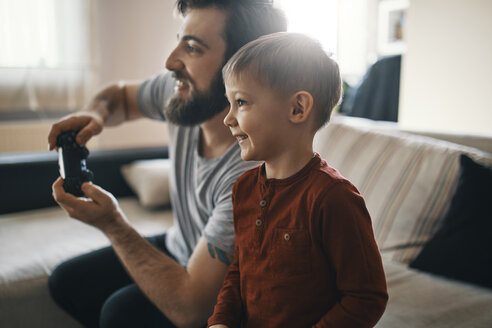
236, 99, 247, 106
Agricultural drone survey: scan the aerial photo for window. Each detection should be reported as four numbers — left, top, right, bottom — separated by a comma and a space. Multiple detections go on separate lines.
277, 0, 338, 57
0, 0, 94, 120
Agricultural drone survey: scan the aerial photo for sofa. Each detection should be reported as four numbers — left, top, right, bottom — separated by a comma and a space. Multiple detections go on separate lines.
1, 115, 491, 327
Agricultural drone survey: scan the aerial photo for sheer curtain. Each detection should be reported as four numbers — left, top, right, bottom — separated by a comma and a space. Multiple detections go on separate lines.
0, 0, 95, 117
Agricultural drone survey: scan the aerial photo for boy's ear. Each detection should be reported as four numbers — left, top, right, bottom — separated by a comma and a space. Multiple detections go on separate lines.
289, 91, 314, 124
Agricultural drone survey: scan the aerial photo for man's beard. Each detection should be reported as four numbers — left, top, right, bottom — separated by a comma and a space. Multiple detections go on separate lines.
164, 71, 229, 126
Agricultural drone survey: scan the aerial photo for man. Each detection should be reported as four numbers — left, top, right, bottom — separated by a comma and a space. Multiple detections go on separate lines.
47, 1, 286, 327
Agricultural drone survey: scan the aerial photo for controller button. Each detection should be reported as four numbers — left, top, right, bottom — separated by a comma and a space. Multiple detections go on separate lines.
81, 147, 89, 158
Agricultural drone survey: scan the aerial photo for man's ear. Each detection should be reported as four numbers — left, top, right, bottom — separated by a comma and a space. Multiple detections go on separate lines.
289, 91, 314, 124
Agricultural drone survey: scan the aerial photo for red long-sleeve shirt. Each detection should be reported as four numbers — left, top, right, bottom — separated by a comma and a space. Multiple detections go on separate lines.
208, 154, 388, 328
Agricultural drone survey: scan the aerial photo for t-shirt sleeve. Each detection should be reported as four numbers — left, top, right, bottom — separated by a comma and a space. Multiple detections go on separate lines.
136, 71, 175, 121
208, 183, 243, 327
203, 201, 234, 256
202, 159, 257, 256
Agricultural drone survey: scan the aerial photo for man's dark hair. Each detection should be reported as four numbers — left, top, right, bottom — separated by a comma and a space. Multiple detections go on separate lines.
176, 0, 287, 62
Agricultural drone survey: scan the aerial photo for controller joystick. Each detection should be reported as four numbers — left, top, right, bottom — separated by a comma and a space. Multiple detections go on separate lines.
56, 130, 94, 196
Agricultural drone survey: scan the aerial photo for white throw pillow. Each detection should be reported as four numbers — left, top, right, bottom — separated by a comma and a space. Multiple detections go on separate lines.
121, 159, 171, 208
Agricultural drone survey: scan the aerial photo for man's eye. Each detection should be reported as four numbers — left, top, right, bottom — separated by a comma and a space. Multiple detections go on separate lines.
185, 44, 200, 53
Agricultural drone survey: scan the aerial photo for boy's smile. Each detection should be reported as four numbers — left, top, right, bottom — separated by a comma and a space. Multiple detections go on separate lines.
233, 134, 248, 143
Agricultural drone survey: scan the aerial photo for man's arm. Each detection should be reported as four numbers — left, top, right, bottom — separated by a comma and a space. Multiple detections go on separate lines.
109, 228, 229, 328
48, 82, 142, 150
207, 243, 242, 328
52, 179, 230, 328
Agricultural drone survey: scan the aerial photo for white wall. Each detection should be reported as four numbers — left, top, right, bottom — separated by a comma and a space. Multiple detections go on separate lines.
92, 0, 182, 149
399, 0, 492, 136
0, 0, 181, 153
94, 0, 180, 85
337, 0, 379, 84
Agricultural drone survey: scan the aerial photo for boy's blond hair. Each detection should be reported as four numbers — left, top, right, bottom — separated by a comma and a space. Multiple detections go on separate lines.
222, 32, 341, 131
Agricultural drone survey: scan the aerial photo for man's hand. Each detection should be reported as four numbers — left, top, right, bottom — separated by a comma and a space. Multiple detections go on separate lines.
48, 84, 116, 150
47, 83, 142, 151
52, 177, 124, 232
209, 325, 229, 328
53, 179, 231, 328
48, 112, 104, 151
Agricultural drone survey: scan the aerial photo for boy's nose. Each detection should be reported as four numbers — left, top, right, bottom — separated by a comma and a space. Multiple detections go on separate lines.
223, 107, 236, 127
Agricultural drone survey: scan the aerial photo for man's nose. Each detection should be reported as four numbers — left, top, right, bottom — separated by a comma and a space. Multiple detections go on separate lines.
165, 47, 184, 71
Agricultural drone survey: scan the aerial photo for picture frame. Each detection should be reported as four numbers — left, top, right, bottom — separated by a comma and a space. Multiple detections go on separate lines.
378, 0, 409, 55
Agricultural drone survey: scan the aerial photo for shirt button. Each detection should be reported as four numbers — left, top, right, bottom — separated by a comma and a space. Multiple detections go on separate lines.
284, 233, 291, 241
256, 219, 262, 227
259, 200, 267, 207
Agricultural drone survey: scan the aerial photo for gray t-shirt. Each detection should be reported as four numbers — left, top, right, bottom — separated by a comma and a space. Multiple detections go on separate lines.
137, 72, 257, 266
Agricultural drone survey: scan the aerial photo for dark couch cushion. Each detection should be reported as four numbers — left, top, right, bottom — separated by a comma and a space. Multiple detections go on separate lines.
410, 154, 492, 289
0, 147, 168, 214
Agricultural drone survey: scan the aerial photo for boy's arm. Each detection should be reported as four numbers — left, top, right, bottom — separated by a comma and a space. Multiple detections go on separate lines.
314, 183, 388, 328
207, 243, 243, 328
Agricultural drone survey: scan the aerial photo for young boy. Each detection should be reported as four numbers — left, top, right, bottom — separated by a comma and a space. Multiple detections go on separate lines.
208, 32, 388, 328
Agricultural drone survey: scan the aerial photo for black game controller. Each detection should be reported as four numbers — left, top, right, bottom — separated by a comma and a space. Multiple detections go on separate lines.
56, 130, 94, 196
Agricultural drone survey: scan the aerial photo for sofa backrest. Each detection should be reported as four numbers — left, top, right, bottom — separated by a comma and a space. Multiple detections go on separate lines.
314, 116, 492, 264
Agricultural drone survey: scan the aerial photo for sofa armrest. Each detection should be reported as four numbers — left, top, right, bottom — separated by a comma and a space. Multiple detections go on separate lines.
0, 147, 168, 215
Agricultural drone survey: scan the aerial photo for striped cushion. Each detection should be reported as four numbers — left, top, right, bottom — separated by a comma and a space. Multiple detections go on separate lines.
314, 117, 492, 263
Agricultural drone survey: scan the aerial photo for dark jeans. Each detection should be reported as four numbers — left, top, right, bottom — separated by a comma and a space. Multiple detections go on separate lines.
48, 234, 177, 328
